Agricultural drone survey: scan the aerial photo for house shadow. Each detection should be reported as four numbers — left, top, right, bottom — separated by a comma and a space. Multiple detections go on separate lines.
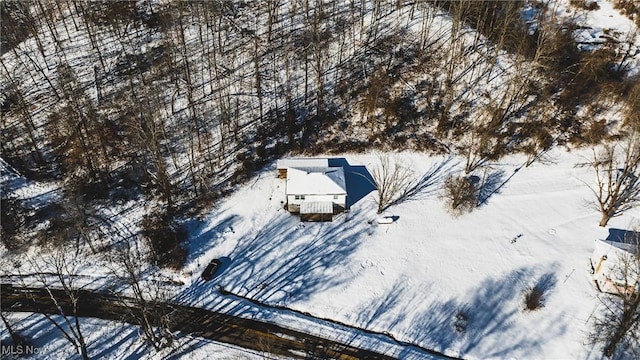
328, 158, 376, 208
606, 228, 640, 245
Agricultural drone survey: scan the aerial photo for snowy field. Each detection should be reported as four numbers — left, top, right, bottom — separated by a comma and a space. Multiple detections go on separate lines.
2, 0, 640, 359
6, 147, 638, 359
169, 147, 640, 359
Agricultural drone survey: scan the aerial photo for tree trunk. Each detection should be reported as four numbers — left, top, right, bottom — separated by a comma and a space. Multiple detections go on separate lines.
604, 315, 630, 357
599, 212, 611, 227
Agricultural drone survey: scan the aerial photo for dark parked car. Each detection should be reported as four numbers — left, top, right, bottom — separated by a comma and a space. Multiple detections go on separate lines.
201, 258, 221, 281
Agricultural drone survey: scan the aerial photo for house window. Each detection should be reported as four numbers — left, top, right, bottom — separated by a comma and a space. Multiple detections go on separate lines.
333, 195, 339, 200
295, 195, 305, 200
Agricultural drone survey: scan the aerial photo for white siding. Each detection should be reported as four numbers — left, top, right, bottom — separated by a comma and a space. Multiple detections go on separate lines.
334, 194, 346, 207
288, 194, 337, 206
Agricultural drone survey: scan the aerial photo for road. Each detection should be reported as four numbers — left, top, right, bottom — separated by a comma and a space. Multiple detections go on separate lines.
1, 283, 396, 359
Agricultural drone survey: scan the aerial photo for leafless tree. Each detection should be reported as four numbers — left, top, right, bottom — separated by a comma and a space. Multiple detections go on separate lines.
357, 72, 384, 134
108, 242, 174, 350
0, 70, 47, 166
23, 247, 90, 360
371, 153, 452, 214
623, 80, 640, 130
462, 66, 539, 174
371, 153, 414, 214
121, 83, 175, 208
590, 231, 640, 358
0, 187, 28, 252
441, 174, 478, 216
49, 63, 114, 181
588, 133, 640, 227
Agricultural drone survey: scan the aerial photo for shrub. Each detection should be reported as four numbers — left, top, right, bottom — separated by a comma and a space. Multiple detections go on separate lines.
570, 0, 600, 11
622, 78, 640, 130
40, 212, 76, 249
612, 1, 639, 26
524, 286, 545, 311
142, 213, 188, 269
0, 194, 27, 252
442, 175, 478, 216
583, 119, 609, 144
453, 310, 469, 334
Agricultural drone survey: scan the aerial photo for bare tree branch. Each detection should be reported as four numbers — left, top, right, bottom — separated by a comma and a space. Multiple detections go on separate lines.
23, 247, 90, 360
590, 230, 640, 358
371, 153, 454, 214
587, 133, 640, 226
107, 241, 174, 350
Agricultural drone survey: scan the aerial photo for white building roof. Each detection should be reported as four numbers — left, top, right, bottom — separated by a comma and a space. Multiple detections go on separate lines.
591, 229, 640, 286
277, 158, 329, 170
286, 167, 346, 195
592, 237, 639, 283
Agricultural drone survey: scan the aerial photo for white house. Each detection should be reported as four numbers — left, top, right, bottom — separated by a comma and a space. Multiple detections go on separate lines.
590, 230, 640, 296
277, 158, 347, 221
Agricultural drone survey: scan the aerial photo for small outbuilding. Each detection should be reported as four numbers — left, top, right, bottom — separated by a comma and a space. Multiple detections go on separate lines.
277, 158, 347, 221
590, 229, 640, 296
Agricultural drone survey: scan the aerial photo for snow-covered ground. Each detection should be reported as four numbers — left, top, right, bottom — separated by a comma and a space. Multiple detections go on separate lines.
3, 1, 640, 359
165, 147, 639, 359
7, 147, 638, 359
555, 0, 640, 75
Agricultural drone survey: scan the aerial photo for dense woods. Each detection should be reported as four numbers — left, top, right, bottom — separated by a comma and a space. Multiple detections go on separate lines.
1, 0, 638, 248
1, 0, 638, 254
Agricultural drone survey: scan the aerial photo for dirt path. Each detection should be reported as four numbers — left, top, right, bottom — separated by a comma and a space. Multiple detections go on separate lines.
1, 284, 397, 359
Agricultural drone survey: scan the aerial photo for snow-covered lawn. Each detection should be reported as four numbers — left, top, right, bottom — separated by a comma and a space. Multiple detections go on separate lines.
4, 147, 637, 359
176, 147, 640, 359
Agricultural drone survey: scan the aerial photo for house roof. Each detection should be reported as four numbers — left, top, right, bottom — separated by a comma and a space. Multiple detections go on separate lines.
277, 158, 329, 170
286, 167, 346, 195
593, 230, 639, 263
592, 236, 639, 283
605, 229, 640, 251
591, 229, 640, 284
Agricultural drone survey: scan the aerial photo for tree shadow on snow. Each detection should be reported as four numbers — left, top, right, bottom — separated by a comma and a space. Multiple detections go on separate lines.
477, 164, 530, 206
91, 326, 139, 359
229, 213, 368, 303
175, 205, 374, 308
184, 215, 239, 262
352, 280, 410, 331
347, 266, 567, 359
533, 271, 558, 295
430, 267, 564, 358
161, 336, 213, 360
383, 156, 457, 212
476, 169, 506, 205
